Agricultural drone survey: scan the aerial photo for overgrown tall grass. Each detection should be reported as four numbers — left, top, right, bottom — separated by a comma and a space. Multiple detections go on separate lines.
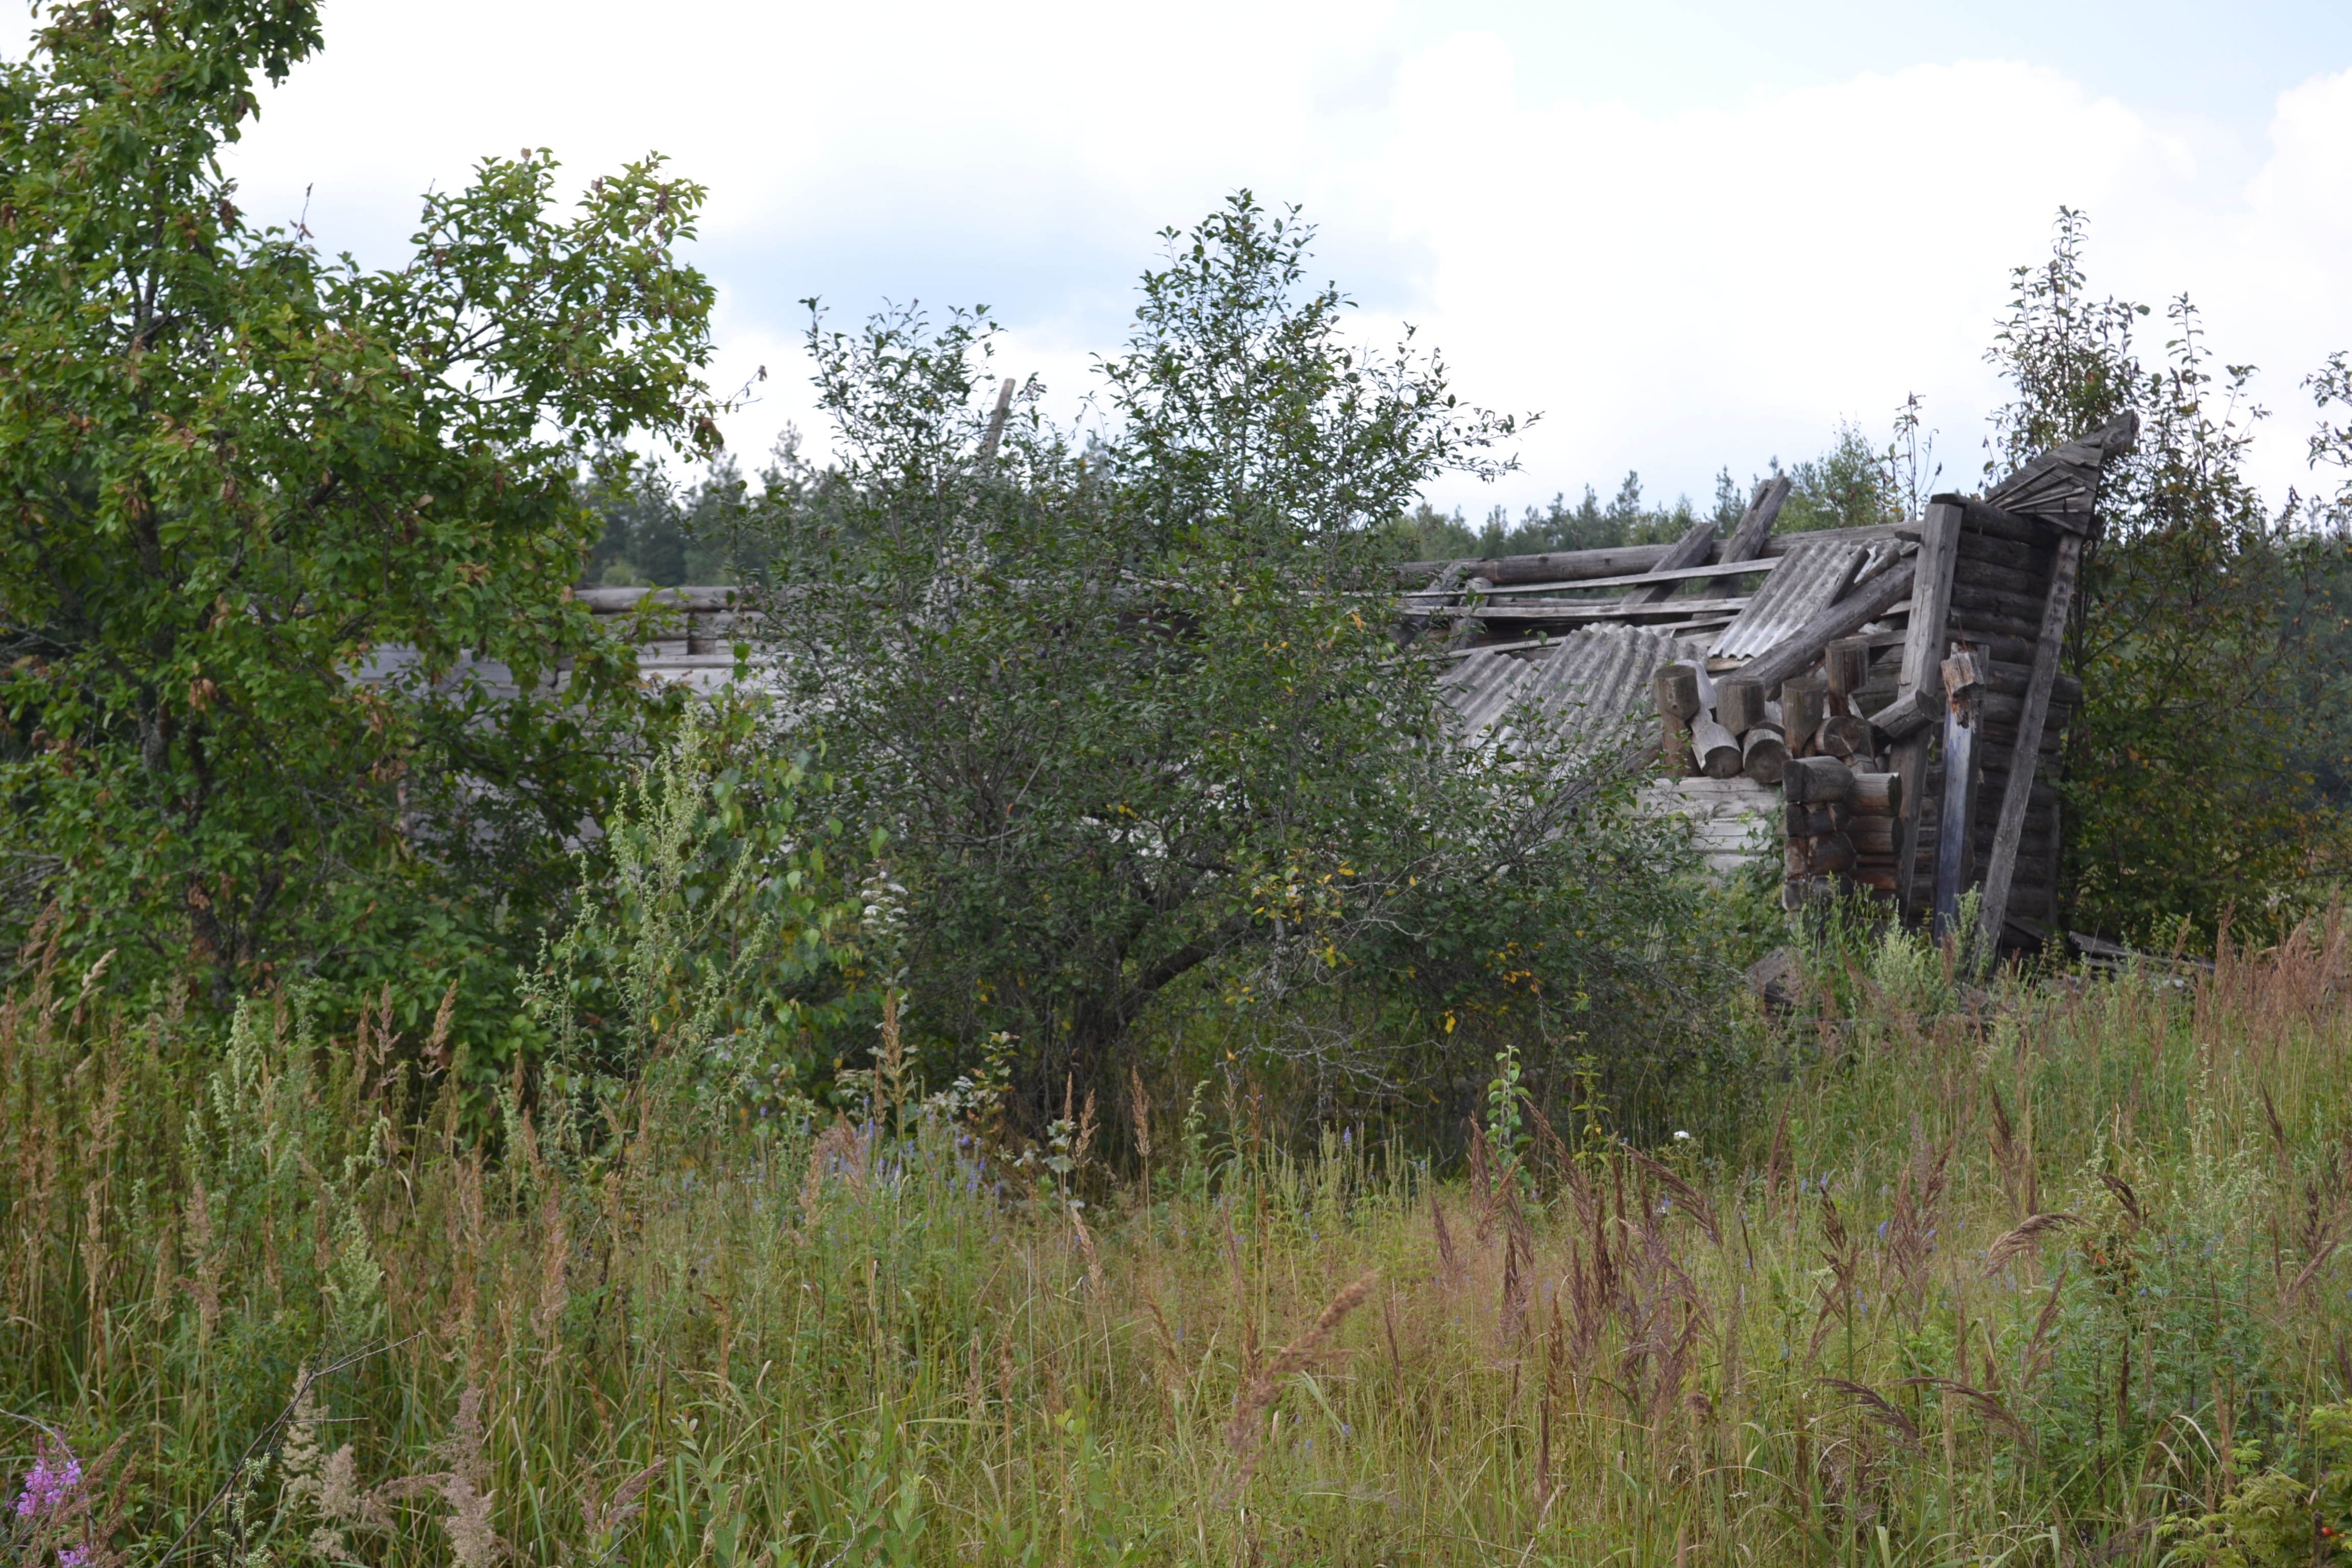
8, 916, 2352, 1565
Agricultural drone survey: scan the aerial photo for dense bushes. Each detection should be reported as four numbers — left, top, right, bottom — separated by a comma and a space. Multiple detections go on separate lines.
0, 0, 718, 1066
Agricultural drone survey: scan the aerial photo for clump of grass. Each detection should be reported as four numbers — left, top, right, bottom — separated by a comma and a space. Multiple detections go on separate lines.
6, 913, 2352, 1563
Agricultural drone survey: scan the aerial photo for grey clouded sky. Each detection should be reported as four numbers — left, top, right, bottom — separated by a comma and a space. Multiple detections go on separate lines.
48, 2, 2352, 515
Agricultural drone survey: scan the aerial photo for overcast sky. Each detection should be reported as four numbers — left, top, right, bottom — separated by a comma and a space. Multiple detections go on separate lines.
134, 3, 2352, 515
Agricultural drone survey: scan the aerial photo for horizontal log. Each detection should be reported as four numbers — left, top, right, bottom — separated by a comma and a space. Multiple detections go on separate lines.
1944, 610, 2044, 645
1949, 556, 2048, 599
1953, 531, 2053, 576
1785, 755, 1853, 803
1852, 817, 1897, 857
1948, 581, 2054, 626
1931, 631, 2038, 667
1981, 693, 2075, 729
1795, 801, 1852, 835
1411, 597, 1751, 624
1412, 558, 1779, 597
1939, 493, 2055, 547
1906, 845, 2053, 887
1974, 725, 2065, 758
1915, 820, 2055, 853
1395, 522, 1917, 588
1868, 687, 1941, 742
1850, 772, 1902, 817
1982, 662, 2083, 706
1808, 831, 1857, 874
1819, 714, 1875, 760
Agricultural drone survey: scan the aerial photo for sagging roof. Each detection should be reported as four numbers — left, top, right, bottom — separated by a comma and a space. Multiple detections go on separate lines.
1437, 624, 1707, 757
1707, 533, 1906, 660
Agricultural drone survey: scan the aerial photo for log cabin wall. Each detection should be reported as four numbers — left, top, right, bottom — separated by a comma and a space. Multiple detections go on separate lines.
1893, 502, 2074, 936
1406, 414, 2139, 950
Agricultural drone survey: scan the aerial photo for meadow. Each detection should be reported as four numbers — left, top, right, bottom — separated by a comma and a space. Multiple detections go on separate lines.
9, 913, 2352, 1567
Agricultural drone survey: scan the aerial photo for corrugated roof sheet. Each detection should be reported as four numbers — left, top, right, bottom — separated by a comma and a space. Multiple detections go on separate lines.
1707, 534, 1863, 659
1707, 533, 1908, 660
1438, 624, 1708, 758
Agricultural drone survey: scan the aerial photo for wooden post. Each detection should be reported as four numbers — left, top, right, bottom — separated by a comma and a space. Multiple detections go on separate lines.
975, 377, 1016, 471
1653, 664, 1701, 722
1974, 527, 2085, 953
1689, 715, 1743, 778
1930, 650, 1983, 940
1781, 676, 1826, 757
1892, 501, 1961, 919
1704, 476, 1794, 595
1825, 637, 1871, 714
1717, 679, 1766, 736
1624, 514, 1722, 606
1741, 723, 1787, 783
1654, 664, 1699, 774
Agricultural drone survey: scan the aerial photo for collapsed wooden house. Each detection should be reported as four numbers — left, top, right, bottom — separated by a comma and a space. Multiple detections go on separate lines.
1402, 415, 2139, 949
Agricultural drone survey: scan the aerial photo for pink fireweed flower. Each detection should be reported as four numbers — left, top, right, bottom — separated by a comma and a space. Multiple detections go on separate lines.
14, 1437, 84, 1519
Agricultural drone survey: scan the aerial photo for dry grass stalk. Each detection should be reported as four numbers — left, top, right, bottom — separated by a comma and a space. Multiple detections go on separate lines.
1144, 1293, 1188, 1413
1820, 1377, 1921, 1449
1765, 1106, 1791, 1211
1467, 1121, 1497, 1241
1500, 1194, 1534, 1342
437, 1386, 502, 1568
1070, 1202, 1105, 1297
1901, 1375, 2033, 1444
1988, 1083, 2037, 1217
1622, 1139, 1720, 1245
1226, 1223, 1261, 1382
1222, 1271, 1378, 1492
795, 1118, 866, 1240
1128, 1063, 1152, 1163
1984, 1212, 2076, 1274
579, 1461, 660, 1539
1429, 1188, 1462, 1285
183, 1176, 220, 1351
1884, 1128, 1952, 1317
532, 1186, 570, 1346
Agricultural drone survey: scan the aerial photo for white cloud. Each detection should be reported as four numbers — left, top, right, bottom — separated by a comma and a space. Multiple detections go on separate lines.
181, 9, 2352, 514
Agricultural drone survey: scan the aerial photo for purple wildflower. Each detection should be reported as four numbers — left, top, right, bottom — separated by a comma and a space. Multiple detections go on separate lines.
14, 1439, 82, 1520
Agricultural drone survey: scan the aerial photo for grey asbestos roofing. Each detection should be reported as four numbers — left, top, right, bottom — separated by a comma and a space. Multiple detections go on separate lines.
1437, 624, 1708, 757
1707, 532, 1911, 660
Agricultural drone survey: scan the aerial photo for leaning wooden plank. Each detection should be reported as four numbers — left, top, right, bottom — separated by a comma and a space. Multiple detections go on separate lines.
1625, 515, 1724, 606
1892, 501, 1962, 917
1705, 476, 1794, 595
1733, 561, 1919, 696
1974, 526, 2086, 953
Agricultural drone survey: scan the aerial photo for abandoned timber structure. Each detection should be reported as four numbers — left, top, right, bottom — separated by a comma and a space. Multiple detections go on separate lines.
561, 419, 2135, 951
1400, 415, 2139, 950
